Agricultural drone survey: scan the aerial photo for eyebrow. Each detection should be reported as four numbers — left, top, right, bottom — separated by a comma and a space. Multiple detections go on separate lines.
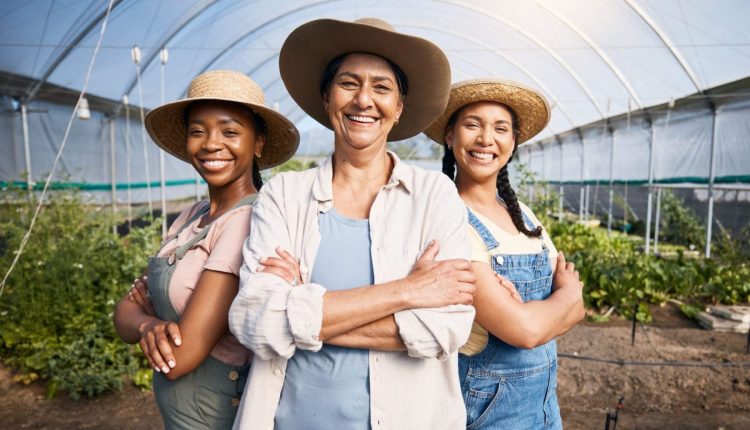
337, 71, 395, 84
188, 118, 246, 127
463, 114, 511, 125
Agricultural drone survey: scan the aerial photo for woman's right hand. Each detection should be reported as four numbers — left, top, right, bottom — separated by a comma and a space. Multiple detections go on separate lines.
402, 240, 477, 308
138, 318, 182, 374
552, 252, 584, 296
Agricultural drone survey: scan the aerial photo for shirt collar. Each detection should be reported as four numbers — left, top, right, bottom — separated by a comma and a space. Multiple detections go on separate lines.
311, 150, 413, 204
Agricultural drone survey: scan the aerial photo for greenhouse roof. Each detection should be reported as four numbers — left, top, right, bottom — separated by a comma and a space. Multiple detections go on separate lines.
2, 0, 750, 141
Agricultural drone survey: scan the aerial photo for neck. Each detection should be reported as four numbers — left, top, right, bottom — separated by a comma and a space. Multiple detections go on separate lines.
205, 175, 256, 221
455, 170, 500, 212
331, 140, 392, 190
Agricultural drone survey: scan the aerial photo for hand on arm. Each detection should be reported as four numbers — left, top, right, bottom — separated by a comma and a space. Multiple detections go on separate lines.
473, 252, 584, 349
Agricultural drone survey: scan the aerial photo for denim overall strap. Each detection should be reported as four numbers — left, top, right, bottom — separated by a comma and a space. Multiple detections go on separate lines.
467, 208, 505, 265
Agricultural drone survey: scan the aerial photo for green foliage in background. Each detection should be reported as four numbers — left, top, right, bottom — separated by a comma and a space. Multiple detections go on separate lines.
0, 187, 160, 399
516, 166, 749, 322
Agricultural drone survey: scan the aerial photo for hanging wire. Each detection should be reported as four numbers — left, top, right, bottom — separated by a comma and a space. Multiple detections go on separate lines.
0, 0, 116, 298
132, 44, 153, 217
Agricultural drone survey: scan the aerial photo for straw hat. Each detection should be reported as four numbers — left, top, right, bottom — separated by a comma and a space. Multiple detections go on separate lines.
279, 18, 451, 141
425, 78, 550, 145
145, 70, 299, 169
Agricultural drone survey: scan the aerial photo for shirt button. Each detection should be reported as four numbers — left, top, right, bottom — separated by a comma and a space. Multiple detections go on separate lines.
228, 370, 239, 381
230, 397, 240, 407
273, 368, 282, 376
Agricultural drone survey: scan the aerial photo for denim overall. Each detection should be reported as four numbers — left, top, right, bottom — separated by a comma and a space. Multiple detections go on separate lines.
147, 196, 255, 430
459, 207, 561, 430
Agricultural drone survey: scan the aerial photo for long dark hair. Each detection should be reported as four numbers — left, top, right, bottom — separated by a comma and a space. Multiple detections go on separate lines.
441, 104, 542, 238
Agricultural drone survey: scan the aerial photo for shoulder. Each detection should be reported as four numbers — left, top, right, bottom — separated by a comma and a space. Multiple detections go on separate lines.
257, 168, 318, 204
517, 200, 544, 228
404, 163, 459, 198
168, 200, 209, 234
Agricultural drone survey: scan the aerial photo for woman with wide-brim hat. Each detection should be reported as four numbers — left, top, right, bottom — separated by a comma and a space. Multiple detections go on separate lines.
426, 78, 585, 429
229, 18, 476, 430
114, 70, 299, 430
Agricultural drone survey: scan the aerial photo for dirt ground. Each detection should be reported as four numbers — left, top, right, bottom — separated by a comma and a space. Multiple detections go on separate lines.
1, 303, 749, 430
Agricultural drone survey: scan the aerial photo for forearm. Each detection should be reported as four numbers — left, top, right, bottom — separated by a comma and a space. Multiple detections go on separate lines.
494, 290, 582, 349
320, 279, 410, 340
113, 296, 160, 344
325, 315, 406, 351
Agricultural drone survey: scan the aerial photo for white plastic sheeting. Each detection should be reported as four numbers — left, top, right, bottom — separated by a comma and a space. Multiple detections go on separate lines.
1, 0, 749, 203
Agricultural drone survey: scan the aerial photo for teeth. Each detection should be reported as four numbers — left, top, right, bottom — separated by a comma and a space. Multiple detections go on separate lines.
203, 160, 230, 167
470, 151, 494, 160
347, 115, 376, 123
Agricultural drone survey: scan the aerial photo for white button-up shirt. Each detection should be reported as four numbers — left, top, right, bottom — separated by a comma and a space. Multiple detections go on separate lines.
229, 152, 474, 430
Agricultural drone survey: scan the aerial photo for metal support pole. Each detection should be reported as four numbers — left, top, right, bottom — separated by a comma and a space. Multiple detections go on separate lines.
578, 130, 585, 221
558, 138, 564, 221
110, 118, 117, 234
20, 102, 33, 194
123, 95, 133, 229
645, 116, 656, 254
159, 48, 169, 237
654, 186, 662, 253
607, 129, 615, 234
706, 106, 719, 258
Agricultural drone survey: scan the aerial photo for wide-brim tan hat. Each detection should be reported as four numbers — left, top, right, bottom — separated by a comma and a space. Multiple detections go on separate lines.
279, 18, 451, 141
145, 70, 299, 170
425, 78, 551, 145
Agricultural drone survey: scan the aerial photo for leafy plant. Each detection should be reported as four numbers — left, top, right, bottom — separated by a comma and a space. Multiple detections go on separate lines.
0, 187, 160, 399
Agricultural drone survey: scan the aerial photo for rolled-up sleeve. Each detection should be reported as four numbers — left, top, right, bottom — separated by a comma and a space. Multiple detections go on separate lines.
394, 174, 475, 360
228, 176, 326, 360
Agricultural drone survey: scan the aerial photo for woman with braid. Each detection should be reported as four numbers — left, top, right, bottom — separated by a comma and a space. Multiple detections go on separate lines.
426, 79, 585, 429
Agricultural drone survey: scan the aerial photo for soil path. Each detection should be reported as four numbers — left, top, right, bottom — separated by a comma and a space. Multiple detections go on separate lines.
2, 304, 749, 429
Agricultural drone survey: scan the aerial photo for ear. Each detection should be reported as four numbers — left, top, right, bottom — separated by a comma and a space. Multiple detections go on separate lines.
395, 98, 404, 122
444, 127, 455, 149
254, 134, 266, 158
322, 93, 330, 113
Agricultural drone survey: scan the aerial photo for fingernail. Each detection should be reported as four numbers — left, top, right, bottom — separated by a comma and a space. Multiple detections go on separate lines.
428, 240, 435, 246
134, 278, 139, 282
174, 338, 182, 346
154, 367, 161, 373
143, 275, 148, 280
168, 360, 175, 368
130, 283, 135, 288
162, 366, 170, 374
256, 265, 265, 272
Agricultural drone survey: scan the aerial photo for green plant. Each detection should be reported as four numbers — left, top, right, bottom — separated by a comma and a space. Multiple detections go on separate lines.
0, 187, 160, 399
658, 190, 705, 249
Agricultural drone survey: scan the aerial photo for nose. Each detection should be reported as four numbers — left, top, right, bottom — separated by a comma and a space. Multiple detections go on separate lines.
353, 86, 374, 109
477, 126, 494, 146
202, 129, 223, 152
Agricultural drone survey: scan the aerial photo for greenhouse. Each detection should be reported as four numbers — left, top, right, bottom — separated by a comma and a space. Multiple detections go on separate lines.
1, 1, 749, 428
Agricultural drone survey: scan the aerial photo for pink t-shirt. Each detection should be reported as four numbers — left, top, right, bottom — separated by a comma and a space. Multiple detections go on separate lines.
157, 200, 253, 366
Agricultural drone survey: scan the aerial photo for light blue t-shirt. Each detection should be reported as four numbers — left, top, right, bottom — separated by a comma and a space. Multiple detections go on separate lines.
275, 208, 373, 430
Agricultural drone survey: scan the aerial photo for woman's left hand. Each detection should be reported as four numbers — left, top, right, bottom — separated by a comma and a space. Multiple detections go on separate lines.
128, 275, 155, 316
258, 247, 302, 286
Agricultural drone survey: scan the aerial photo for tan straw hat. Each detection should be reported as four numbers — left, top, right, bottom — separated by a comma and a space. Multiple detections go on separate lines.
425, 78, 551, 145
279, 18, 451, 141
145, 70, 299, 169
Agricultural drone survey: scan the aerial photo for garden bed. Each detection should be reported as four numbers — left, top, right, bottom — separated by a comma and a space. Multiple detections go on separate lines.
2, 304, 748, 430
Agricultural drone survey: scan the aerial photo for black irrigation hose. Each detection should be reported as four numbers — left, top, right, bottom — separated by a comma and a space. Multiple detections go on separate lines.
558, 353, 750, 368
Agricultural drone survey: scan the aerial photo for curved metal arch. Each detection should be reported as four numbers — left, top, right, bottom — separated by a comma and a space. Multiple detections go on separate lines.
25, 0, 126, 101
624, 0, 703, 92
191, 0, 342, 79
399, 23, 575, 129
533, 0, 644, 109
121, 0, 221, 98
437, 0, 606, 118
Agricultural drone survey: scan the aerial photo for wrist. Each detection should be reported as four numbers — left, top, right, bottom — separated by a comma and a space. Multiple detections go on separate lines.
137, 316, 159, 335
390, 278, 414, 310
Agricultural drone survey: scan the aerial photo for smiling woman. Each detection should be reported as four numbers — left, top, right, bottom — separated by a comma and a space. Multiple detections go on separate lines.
113, 70, 299, 430
228, 18, 478, 430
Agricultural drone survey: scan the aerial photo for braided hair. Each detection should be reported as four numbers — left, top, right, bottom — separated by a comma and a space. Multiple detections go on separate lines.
441, 104, 542, 238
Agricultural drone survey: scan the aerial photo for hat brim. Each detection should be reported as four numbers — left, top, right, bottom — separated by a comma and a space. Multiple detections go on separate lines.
279, 19, 451, 141
424, 79, 551, 145
145, 97, 299, 170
